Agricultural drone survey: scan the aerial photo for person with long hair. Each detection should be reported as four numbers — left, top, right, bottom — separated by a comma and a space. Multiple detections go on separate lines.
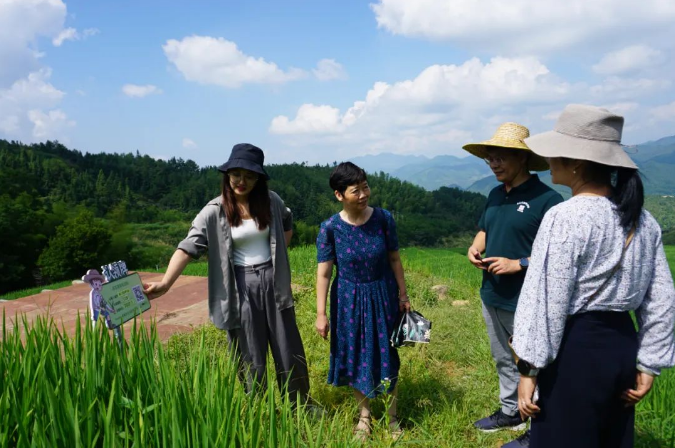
511, 105, 675, 447
143, 143, 310, 403
315, 162, 411, 441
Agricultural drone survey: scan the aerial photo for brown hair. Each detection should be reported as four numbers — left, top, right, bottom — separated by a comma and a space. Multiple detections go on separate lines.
221, 173, 271, 229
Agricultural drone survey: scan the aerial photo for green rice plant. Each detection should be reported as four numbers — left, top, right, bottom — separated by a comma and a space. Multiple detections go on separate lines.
0, 309, 358, 447
3, 244, 674, 447
636, 366, 675, 446
665, 245, 675, 278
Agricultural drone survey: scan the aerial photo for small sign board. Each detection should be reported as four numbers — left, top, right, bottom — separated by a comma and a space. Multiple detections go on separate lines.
100, 272, 151, 329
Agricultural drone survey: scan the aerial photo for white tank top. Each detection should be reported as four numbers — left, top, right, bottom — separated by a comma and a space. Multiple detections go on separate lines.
231, 219, 271, 266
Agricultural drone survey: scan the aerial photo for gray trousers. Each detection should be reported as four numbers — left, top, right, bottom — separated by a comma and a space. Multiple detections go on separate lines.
227, 261, 310, 404
482, 303, 519, 416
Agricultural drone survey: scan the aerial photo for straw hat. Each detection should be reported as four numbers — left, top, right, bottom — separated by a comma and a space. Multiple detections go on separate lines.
462, 122, 549, 172
524, 104, 637, 169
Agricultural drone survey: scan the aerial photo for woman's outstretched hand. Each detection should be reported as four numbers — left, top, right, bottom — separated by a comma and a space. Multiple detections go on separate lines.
315, 314, 330, 339
621, 371, 655, 407
143, 282, 170, 300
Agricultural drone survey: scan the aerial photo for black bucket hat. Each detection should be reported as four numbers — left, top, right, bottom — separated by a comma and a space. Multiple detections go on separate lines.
217, 143, 270, 179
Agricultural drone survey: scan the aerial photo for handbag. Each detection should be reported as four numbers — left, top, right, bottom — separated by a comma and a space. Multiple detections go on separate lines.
390, 310, 432, 348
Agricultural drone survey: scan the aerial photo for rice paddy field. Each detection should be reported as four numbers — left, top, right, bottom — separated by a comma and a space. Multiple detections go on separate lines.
1, 246, 674, 447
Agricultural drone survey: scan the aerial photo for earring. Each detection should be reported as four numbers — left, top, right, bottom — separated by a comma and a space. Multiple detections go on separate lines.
573, 169, 577, 174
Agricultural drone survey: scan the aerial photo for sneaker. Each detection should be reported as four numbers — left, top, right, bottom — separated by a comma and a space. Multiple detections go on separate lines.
473, 409, 527, 432
502, 430, 530, 447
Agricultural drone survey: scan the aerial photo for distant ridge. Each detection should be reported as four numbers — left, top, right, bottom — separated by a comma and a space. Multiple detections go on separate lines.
350, 135, 675, 196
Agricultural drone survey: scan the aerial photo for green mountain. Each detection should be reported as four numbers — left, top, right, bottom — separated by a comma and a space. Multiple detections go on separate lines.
629, 136, 675, 163
351, 154, 492, 189
350, 135, 675, 196
466, 136, 675, 197
0, 139, 487, 293
465, 171, 574, 197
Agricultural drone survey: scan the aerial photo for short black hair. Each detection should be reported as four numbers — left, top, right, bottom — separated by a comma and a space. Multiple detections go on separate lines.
329, 162, 368, 194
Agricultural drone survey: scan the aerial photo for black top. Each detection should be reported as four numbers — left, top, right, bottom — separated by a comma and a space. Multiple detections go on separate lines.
478, 174, 564, 311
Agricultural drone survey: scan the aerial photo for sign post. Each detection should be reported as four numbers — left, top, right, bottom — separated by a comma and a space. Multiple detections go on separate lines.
83, 260, 151, 357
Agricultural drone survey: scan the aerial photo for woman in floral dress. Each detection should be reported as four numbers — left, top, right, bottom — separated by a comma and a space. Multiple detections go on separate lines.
315, 162, 411, 440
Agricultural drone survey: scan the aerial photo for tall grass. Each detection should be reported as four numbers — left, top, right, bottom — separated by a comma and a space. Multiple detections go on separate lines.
3, 245, 674, 446
0, 280, 73, 301
0, 311, 355, 447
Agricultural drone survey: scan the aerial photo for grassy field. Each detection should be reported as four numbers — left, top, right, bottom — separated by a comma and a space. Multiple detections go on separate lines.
665, 246, 675, 278
1, 246, 674, 447
0, 280, 74, 301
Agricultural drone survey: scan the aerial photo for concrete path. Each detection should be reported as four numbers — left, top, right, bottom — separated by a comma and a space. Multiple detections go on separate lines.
0, 272, 210, 341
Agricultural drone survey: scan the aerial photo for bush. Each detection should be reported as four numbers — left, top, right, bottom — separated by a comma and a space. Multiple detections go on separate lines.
38, 210, 112, 281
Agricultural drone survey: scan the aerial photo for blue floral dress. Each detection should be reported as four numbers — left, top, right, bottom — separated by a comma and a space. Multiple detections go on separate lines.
316, 207, 401, 398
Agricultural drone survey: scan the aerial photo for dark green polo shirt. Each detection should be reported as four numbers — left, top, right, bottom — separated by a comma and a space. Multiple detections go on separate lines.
478, 174, 564, 311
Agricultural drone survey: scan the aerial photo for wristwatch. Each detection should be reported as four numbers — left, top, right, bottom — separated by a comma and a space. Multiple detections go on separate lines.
517, 358, 539, 377
519, 257, 529, 270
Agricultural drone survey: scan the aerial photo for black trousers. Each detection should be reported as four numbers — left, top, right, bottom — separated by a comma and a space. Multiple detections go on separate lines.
531, 311, 638, 448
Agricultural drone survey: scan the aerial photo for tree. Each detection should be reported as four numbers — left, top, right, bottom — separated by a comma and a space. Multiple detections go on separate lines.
0, 193, 48, 293
38, 210, 112, 282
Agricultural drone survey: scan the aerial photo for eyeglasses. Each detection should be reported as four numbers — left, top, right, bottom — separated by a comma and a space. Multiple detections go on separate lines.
228, 171, 259, 183
483, 156, 506, 166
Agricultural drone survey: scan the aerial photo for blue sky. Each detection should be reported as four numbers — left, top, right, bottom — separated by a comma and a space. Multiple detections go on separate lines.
1, 0, 675, 167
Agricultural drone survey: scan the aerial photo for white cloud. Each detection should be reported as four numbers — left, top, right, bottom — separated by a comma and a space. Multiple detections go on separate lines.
590, 76, 670, 99
371, 0, 675, 54
0, 68, 75, 142
52, 27, 78, 46
313, 59, 348, 81
600, 102, 639, 115
651, 101, 675, 122
271, 104, 345, 134
542, 110, 562, 121
83, 28, 100, 38
122, 84, 163, 98
52, 26, 100, 46
182, 138, 198, 149
163, 36, 307, 88
592, 45, 664, 75
270, 57, 577, 158
28, 109, 75, 139
0, 0, 67, 86
0, 0, 83, 143
271, 57, 570, 136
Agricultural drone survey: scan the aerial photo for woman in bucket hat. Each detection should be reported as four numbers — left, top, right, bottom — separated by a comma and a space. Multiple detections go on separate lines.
511, 105, 675, 447
143, 143, 311, 404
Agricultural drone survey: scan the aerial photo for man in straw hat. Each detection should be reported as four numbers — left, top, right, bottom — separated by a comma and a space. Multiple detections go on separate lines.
463, 123, 563, 447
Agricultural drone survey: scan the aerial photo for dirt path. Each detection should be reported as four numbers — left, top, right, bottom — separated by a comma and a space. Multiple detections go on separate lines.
0, 272, 210, 341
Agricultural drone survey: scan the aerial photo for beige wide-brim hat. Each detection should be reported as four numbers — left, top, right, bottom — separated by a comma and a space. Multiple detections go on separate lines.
462, 122, 550, 172
524, 104, 637, 169
82, 269, 105, 284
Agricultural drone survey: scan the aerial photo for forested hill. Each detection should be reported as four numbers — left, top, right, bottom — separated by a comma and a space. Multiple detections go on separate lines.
0, 139, 485, 293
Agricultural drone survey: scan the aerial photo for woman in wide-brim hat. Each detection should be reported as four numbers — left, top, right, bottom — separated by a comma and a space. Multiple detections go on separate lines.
143, 143, 311, 404
511, 104, 675, 447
